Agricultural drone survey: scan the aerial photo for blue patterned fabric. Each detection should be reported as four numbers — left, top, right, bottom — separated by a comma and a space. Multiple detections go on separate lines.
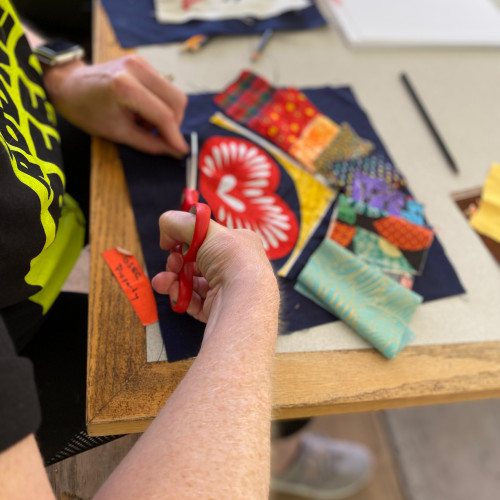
295, 238, 422, 358
101, 0, 326, 48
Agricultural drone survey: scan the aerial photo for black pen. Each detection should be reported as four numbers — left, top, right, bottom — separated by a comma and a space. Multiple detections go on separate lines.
400, 72, 459, 174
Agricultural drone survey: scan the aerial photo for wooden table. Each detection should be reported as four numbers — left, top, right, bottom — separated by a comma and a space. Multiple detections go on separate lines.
87, 0, 500, 436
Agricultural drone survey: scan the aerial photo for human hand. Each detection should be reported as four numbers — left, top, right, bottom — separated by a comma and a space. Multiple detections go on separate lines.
42, 55, 189, 156
151, 210, 279, 324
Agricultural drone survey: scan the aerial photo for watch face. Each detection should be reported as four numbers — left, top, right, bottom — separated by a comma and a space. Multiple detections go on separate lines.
33, 40, 84, 65
39, 40, 81, 55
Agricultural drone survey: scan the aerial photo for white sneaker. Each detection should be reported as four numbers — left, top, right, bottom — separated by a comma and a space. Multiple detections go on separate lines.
271, 432, 373, 500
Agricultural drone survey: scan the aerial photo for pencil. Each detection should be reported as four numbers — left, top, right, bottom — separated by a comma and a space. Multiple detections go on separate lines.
251, 29, 274, 62
400, 72, 459, 174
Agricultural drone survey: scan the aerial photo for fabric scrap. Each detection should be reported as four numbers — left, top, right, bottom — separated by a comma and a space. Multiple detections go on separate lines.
154, 0, 311, 24
316, 152, 406, 190
328, 220, 356, 247
214, 71, 374, 174
100, 0, 326, 48
353, 226, 415, 275
331, 195, 434, 275
295, 238, 422, 359
374, 216, 434, 251
198, 135, 300, 260
289, 115, 340, 172
248, 88, 320, 153
314, 122, 374, 166
350, 171, 406, 212
470, 163, 500, 244
214, 70, 275, 125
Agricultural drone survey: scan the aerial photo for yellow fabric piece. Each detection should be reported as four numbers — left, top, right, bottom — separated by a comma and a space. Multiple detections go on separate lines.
378, 237, 404, 258
28, 194, 86, 313
470, 163, 500, 243
210, 112, 336, 277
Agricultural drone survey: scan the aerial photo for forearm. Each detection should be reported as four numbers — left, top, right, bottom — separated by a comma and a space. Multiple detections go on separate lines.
21, 20, 87, 116
94, 276, 279, 500
0, 435, 55, 500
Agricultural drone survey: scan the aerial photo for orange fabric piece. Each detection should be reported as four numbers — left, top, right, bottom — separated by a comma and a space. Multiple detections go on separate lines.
373, 217, 434, 251
290, 115, 340, 171
102, 247, 159, 326
329, 221, 356, 247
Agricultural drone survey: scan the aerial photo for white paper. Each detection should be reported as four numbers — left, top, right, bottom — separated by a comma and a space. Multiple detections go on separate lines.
154, 0, 311, 24
320, 0, 500, 47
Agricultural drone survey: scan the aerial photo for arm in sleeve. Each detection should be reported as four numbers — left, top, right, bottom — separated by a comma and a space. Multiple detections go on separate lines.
0, 315, 41, 453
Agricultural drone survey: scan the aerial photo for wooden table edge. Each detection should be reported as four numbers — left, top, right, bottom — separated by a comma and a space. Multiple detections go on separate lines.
88, 0, 500, 436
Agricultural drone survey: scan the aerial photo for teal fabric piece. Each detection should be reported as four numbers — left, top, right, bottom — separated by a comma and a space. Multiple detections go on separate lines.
295, 238, 423, 359
353, 226, 415, 275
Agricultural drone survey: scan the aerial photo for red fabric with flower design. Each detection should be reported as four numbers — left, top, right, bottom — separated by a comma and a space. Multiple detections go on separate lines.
199, 136, 299, 260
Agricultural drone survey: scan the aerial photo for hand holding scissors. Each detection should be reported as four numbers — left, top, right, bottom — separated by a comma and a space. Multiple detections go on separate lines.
153, 209, 277, 324
171, 132, 211, 313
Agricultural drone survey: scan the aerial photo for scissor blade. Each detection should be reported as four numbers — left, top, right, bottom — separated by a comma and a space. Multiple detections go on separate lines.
186, 132, 198, 190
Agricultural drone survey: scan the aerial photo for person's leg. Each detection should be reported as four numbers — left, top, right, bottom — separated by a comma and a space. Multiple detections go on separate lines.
19, 292, 121, 464
272, 418, 310, 475
271, 418, 373, 500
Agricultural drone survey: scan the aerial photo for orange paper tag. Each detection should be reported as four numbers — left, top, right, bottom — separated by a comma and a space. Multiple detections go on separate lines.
102, 247, 159, 326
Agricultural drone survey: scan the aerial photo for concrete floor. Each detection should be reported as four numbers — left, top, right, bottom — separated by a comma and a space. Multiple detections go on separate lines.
386, 399, 500, 500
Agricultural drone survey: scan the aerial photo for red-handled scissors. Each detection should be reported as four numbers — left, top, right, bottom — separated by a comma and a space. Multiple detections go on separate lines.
171, 132, 211, 313
180, 131, 199, 212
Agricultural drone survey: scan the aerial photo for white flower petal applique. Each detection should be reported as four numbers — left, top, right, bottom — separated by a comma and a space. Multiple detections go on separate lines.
199, 136, 299, 260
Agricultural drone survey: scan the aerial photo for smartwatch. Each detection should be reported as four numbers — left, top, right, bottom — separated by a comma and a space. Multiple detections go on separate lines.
33, 40, 85, 66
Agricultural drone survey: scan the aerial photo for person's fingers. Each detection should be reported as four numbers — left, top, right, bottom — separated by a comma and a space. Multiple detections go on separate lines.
151, 271, 178, 295
166, 251, 184, 273
159, 277, 207, 322
123, 55, 188, 125
158, 210, 221, 251
114, 72, 189, 154
119, 121, 185, 157
192, 276, 210, 300
184, 291, 205, 321
159, 211, 194, 250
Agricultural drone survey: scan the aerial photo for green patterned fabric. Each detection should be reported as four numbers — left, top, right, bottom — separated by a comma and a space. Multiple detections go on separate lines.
353, 227, 414, 275
295, 238, 422, 359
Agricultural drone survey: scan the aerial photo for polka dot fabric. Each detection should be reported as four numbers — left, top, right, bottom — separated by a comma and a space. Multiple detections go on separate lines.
248, 88, 319, 152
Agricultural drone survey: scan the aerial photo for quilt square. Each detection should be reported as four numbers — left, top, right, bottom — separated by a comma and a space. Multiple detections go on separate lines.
330, 194, 434, 276
118, 87, 465, 362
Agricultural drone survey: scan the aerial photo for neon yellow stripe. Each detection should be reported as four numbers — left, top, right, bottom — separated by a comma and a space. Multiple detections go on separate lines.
0, 0, 83, 313
28, 194, 86, 313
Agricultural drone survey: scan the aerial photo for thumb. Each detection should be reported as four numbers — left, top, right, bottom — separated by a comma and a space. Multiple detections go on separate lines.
158, 209, 221, 251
